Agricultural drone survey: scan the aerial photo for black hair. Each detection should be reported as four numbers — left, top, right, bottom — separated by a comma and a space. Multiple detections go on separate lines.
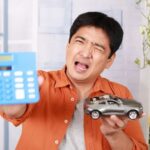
69, 12, 123, 57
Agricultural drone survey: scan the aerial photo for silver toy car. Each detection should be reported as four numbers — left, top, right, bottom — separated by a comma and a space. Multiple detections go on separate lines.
84, 94, 143, 120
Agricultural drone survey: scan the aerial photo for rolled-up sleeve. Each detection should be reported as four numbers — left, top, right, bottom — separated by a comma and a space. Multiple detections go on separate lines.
0, 103, 36, 126
124, 120, 148, 150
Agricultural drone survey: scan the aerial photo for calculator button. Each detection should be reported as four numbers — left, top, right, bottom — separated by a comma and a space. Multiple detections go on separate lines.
5, 84, 11, 89
15, 89, 25, 99
14, 71, 23, 76
0, 93, 4, 100
15, 77, 24, 82
27, 77, 34, 82
27, 83, 34, 88
28, 89, 35, 93
15, 83, 24, 88
0, 87, 3, 91
29, 94, 35, 99
27, 71, 34, 76
5, 90, 11, 95
3, 72, 11, 77
0, 92, 3, 97
4, 78, 11, 83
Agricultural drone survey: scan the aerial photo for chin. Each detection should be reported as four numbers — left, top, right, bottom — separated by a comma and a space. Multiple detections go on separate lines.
67, 66, 92, 80
70, 72, 90, 81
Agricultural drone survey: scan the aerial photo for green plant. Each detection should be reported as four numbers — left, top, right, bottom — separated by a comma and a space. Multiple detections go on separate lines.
134, 0, 150, 68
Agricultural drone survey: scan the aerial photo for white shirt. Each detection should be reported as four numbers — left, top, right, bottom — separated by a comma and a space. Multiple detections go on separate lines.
59, 99, 85, 150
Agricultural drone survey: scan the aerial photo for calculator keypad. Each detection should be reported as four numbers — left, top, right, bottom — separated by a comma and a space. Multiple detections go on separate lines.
0, 70, 38, 104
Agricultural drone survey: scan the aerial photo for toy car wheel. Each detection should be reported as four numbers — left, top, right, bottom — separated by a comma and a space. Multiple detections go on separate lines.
91, 110, 101, 119
128, 110, 138, 120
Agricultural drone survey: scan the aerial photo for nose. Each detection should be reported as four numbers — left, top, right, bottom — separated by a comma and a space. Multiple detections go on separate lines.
80, 43, 93, 58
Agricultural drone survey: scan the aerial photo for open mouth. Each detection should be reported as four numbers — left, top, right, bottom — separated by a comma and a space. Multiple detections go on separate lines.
74, 61, 89, 72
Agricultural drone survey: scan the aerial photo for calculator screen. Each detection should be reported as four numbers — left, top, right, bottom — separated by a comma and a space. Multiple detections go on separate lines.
0, 55, 13, 61
0, 66, 12, 70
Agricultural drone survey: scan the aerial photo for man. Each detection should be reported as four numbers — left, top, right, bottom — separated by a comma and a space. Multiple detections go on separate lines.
0, 12, 148, 150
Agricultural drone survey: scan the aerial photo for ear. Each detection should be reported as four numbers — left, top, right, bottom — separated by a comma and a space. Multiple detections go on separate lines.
105, 53, 116, 69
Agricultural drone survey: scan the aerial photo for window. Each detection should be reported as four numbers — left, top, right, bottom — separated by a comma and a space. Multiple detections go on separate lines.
0, 0, 3, 52
107, 100, 119, 106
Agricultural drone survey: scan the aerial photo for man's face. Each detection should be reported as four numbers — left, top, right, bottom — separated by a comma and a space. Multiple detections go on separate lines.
66, 26, 115, 83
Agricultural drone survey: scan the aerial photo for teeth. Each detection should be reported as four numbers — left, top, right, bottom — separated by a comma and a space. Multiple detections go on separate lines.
75, 61, 89, 68
75, 61, 89, 70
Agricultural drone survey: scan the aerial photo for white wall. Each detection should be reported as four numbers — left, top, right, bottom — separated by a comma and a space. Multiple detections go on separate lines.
9, 124, 22, 150
0, 119, 4, 150
0, 0, 3, 51
139, 68, 150, 142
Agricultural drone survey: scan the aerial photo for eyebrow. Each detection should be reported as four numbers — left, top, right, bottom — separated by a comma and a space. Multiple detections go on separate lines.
75, 36, 105, 50
75, 36, 86, 41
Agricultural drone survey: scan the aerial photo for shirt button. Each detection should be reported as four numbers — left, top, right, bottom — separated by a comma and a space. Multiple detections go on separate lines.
54, 140, 59, 145
64, 119, 68, 124
70, 97, 75, 101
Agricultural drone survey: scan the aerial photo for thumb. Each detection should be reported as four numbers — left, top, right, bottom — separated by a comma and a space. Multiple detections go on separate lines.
38, 75, 44, 87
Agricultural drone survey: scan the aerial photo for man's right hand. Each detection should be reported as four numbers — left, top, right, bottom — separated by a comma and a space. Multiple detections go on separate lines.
0, 75, 44, 119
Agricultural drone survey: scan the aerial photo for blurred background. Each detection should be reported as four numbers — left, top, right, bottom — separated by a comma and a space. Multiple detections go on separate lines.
0, 0, 149, 149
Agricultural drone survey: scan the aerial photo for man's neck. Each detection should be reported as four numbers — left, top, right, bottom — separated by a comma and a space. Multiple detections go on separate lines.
71, 80, 95, 100
65, 70, 97, 99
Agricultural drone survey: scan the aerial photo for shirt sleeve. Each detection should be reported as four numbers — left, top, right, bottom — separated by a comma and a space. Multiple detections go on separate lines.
0, 103, 37, 126
109, 81, 148, 149
124, 120, 148, 150
122, 87, 148, 149
131, 137, 148, 150
122, 88, 148, 149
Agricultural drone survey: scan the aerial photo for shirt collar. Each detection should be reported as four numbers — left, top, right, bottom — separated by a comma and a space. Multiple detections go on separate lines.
55, 67, 71, 88
55, 67, 113, 94
91, 76, 113, 94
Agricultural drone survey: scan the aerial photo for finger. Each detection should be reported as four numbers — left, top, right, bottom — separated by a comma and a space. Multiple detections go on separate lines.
38, 76, 44, 87
110, 115, 126, 128
102, 117, 117, 128
100, 117, 120, 135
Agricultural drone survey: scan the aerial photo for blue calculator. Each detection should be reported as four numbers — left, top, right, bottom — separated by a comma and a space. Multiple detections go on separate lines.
0, 52, 39, 104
